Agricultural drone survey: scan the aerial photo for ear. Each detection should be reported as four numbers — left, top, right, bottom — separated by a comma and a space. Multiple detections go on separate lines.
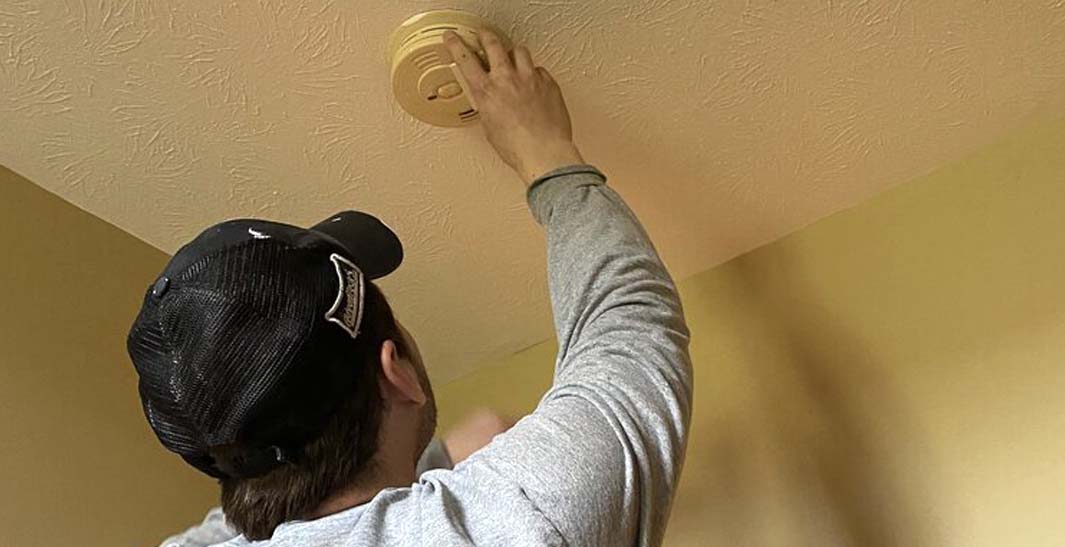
378, 339, 427, 405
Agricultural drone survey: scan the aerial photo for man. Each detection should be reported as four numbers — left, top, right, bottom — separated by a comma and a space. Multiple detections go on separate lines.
129, 30, 692, 546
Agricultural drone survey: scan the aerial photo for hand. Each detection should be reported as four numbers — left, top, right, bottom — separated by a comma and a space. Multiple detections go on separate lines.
443, 408, 516, 464
444, 29, 585, 186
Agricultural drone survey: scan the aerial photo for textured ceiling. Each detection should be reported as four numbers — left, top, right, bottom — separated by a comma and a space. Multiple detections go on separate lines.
3, 1, 1065, 381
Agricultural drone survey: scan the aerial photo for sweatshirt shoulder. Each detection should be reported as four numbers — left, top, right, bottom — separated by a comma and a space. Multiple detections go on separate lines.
359, 466, 567, 546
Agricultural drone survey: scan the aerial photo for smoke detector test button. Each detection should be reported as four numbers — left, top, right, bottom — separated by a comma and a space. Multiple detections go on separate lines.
436, 82, 463, 100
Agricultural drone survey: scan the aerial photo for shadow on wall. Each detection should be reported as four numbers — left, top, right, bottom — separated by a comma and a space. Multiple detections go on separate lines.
683, 247, 939, 546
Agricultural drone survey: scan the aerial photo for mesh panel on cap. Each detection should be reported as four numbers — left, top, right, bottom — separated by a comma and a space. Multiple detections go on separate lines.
129, 237, 356, 477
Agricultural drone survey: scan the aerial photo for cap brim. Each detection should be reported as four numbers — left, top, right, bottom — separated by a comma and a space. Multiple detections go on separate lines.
310, 211, 403, 280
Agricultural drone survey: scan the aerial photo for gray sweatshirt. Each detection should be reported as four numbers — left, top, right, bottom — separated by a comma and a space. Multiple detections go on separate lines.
160, 164, 693, 547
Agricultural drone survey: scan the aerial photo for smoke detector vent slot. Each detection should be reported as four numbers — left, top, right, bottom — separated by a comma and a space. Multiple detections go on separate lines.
412, 52, 440, 70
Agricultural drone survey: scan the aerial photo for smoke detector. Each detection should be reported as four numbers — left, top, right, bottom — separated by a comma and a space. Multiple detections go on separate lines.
388, 10, 512, 127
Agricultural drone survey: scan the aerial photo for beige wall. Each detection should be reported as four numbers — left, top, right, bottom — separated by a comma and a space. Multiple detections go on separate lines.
0, 166, 217, 545
435, 114, 1065, 547
3, 111, 1065, 545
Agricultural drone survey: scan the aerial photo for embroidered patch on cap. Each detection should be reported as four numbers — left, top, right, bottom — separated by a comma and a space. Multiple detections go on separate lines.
325, 253, 365, 339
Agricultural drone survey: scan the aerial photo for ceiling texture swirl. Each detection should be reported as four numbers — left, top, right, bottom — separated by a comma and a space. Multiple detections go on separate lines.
2, 1, 1065, 380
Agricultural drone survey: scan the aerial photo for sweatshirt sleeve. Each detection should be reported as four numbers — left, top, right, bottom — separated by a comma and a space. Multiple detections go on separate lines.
459, 164, 693, 547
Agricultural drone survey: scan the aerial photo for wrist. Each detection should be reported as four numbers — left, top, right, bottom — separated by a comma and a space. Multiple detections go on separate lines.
519, 144, 584, 186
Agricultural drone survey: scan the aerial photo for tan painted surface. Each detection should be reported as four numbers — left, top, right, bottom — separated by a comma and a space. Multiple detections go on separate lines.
3, 2, 1065, 380
436, 114, 1065, 546
0, 165, 216, 546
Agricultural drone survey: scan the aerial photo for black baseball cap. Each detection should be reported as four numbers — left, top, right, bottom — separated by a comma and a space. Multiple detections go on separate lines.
127, 211, 403, 479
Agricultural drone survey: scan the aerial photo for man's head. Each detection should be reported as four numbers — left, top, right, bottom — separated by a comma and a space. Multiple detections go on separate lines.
127, 211, 435, 540
214, 286, 437, 539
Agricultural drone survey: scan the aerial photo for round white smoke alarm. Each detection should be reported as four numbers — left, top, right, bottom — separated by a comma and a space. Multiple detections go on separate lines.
388, 9, 513, 128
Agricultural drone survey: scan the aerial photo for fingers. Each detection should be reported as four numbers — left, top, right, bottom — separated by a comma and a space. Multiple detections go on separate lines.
443, 31, 487, 88
446, 28, 553, 101
478, 29, 513, 73
512, 45, 534, 75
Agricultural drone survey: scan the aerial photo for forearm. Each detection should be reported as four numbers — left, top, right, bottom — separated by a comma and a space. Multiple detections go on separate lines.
528, 163, 693, 544
529, 164, 691, 393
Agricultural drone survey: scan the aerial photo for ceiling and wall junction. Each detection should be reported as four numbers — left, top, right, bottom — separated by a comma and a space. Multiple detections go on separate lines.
2, 1, 1064, 380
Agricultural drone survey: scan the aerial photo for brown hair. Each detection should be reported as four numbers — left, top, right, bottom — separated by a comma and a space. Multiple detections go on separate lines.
216, 280, 406, 540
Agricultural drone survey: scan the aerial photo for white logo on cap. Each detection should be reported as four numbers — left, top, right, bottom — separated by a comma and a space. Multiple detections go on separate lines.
325, 253, 365, 339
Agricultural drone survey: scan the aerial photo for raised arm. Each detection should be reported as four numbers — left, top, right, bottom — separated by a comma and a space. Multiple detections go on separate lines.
444, 30, 693, 546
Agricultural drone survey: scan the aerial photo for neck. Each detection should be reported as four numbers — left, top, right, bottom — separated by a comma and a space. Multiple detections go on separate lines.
306, 460, 415, 519
305, 408, 421, 519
